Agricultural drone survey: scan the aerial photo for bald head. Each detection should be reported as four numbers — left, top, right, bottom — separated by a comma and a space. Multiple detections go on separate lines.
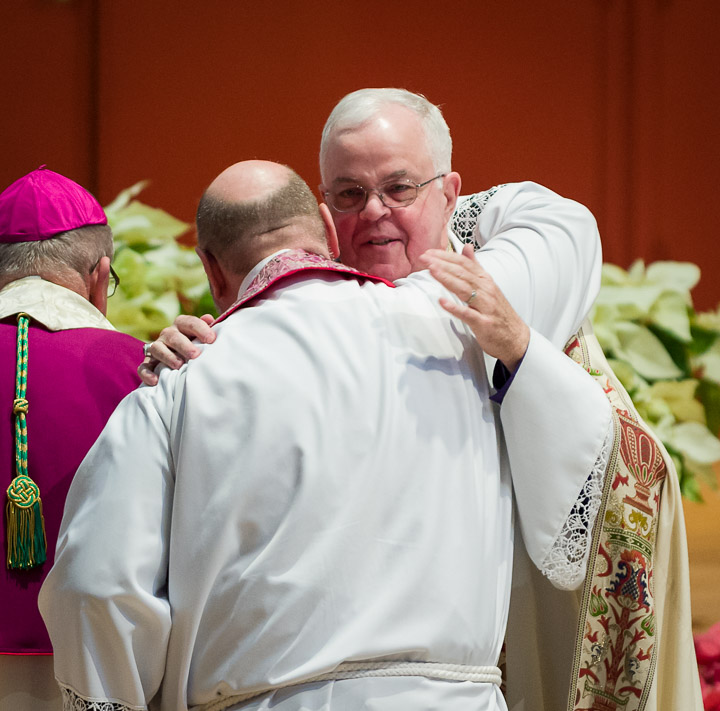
207, 160, 294, 203
196, 160, 329, 279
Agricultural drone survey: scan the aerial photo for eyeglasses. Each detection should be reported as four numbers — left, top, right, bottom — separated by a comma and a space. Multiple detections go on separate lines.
90, 259, 121, 297
108, 265, 120, 297
324, 173, 446, 213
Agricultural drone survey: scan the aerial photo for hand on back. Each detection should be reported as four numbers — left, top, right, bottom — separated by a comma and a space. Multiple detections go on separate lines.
137, 314, 215, 386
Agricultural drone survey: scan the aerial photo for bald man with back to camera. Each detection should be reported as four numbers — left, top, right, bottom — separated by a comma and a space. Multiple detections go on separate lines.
40, 159, 615, 711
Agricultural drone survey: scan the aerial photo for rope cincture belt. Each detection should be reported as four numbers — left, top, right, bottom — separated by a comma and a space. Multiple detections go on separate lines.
197, 661, 503, 711
6, 312, 47, 570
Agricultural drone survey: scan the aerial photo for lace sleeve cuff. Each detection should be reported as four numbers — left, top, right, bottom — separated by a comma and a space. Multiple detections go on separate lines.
539, 415, 613, 590
450, 185, 508, 246
59, 682, 148, 711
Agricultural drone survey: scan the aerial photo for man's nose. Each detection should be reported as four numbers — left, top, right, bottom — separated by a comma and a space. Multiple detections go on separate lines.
359, 190, 391, 220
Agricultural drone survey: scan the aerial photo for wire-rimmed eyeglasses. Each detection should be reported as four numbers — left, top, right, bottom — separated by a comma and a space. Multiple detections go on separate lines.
324, 173, 446, 213
108, 265, 120, 297
90, 259, 121, 297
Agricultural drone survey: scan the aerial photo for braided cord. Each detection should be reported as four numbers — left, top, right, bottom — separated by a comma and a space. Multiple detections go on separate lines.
14, 314, 29, 478
199, 661, 502, 711
6, 313, 47, 569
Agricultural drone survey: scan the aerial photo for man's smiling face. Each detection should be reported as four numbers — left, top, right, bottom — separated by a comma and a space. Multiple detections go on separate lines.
320, 105, 460, 282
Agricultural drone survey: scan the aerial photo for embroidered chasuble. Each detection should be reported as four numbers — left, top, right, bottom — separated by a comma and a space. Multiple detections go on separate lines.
561, 327, 702, 711
451, 187, 703, 711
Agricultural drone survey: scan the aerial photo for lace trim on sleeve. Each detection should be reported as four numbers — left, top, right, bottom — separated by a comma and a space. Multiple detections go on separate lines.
540, 415, 613, 590
60, 682, 147, 711
450, 185, 508, 245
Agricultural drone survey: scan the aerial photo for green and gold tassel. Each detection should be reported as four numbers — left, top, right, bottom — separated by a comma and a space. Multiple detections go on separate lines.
6, 313, 46, 569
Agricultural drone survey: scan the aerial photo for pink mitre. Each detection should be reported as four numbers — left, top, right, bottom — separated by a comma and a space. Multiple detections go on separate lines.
0, 165, 107, 244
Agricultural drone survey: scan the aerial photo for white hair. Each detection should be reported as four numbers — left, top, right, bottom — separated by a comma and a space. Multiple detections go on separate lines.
319, 88, 453, 179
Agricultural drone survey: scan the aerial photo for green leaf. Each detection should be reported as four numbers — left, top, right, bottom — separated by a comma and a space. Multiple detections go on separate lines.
647, 324, 691, 376
687, 324, 720, 356
697, 379, 720, 436
680, 469, 704, 502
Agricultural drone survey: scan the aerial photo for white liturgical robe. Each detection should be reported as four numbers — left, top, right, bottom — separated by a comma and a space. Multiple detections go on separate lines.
40, 182, 612, 711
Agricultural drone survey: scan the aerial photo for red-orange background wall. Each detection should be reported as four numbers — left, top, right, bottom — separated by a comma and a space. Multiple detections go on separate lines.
2, 0, 719, 308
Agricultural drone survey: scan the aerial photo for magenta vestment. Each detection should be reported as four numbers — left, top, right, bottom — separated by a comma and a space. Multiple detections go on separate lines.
1, 318, 142, 654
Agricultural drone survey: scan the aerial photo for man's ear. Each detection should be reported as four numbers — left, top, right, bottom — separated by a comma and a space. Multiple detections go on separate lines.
442, 171, 462, 222
88, 255, 110, 316
196, 247, 227, 306
319, 203, 340, 259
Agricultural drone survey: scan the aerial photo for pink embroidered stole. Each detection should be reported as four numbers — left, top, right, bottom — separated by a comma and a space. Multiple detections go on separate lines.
214, 250, 395, 324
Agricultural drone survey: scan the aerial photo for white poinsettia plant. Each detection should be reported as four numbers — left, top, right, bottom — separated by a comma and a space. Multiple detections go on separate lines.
104, 182, 216, 341
592, 260, 720, 500
103, 184, 720, 500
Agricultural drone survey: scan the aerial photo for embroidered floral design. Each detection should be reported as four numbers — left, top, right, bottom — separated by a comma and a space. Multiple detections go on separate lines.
565, 332, 666, 711
607, 550, 651, 612
242, 251, 367, 303
589, 587, 610, 617
449, 195, 663, 707
618, 417, 666, 517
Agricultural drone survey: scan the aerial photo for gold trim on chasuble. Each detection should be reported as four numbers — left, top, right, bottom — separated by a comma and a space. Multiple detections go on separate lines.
564, 329, 664, 711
